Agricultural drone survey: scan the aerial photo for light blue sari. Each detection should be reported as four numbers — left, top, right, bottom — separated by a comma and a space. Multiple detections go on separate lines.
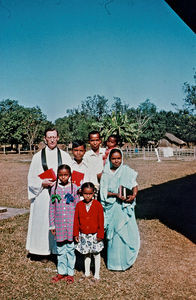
100, 150, 140, 271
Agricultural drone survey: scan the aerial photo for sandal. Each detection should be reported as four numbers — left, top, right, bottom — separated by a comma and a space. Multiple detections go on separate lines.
51, 274, 66, 283
79, 275, 89, 282
66, 275, 74, 284
89, 277, 99, 285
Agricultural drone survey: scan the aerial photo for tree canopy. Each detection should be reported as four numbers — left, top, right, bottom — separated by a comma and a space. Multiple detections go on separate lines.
0, 99, 51, 150
1, 74, 195, 148
183, 72, 196, 113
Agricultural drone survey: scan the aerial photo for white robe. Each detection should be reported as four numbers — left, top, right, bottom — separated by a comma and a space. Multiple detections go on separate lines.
26, 146, 72, 255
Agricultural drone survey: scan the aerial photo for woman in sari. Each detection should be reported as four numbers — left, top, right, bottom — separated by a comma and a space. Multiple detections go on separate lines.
100, 148, 140, 271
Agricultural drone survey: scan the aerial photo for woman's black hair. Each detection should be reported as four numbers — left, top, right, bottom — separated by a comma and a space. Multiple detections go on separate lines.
54, 164, 73, 194
109, 148, 122, 161
81, 182, 95, 193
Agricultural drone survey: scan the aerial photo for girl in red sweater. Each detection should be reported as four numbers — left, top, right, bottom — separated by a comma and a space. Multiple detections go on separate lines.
74, 182, 104, 283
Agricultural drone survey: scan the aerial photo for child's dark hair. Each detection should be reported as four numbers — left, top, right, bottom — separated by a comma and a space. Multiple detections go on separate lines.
88, 130, 101, 140
72, 140, 86, 150
107, 134, 119, 145
54, 164, 73, 194
109, 148, 122, 161
81, 182, 96, 193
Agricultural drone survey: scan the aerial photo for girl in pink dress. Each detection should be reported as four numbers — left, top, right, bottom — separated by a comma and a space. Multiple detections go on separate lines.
49, 164, 80, 284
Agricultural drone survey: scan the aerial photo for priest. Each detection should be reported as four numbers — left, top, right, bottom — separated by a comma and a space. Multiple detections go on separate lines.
26, 128, 72, 260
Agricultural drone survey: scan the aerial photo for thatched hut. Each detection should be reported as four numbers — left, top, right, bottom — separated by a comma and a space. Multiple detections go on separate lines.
158, 133, 186, 148
121, 143, 132, 151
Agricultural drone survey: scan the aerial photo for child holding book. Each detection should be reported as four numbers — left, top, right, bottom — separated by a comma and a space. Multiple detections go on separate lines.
71, 140, 90, 188
49, 164, 80, 284
74, 182, 104, 283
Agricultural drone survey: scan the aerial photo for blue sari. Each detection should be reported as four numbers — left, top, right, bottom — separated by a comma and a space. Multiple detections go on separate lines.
100, 151, 140, 271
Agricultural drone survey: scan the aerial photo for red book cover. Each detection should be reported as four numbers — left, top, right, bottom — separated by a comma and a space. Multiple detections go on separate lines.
72, 170, 84, 187
38, 168, 57, 181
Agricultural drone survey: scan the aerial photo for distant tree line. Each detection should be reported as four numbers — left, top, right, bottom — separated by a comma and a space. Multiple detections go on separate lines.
0, 74, 195, 150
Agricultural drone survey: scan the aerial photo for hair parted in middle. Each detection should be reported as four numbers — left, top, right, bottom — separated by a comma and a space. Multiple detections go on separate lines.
108, 148, 122, 161
54, 164, 73, 194
81, 182, 96, 193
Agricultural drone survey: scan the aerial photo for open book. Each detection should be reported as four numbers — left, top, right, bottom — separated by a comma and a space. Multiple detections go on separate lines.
38, 168, 57, 181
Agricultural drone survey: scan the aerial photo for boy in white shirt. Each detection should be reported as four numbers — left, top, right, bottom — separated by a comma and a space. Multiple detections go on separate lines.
72, 140, 90, 186
84, 131, 106, 190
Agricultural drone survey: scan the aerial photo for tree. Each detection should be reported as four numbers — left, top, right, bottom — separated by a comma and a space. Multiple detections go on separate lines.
55, 111, 95, 144
183, 72, 196, 113
165, 110, 196, 144
111, 97, 129, 115
0, 99, 50, 150
0, 99, 25, 147
128, 100, 157, 146
55, 116, 72, 145
93, 112, 138, 145
80, 95, 109, 121
138, 99, 157, 115
21, 106, 50, 151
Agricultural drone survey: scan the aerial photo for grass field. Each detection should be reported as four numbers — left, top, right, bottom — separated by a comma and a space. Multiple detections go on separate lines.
0, 154, 195, 299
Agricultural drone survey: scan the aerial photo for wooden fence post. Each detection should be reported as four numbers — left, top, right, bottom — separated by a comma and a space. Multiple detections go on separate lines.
143, 147, 145, 159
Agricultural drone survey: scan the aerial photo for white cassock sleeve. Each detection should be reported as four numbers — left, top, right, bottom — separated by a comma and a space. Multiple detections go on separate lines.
28, 151, 43, 200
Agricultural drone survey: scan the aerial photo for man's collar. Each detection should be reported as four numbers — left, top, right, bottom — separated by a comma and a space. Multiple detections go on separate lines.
89, 148, 105, 155
46, 145, 58, 152
73, 158, 87, 166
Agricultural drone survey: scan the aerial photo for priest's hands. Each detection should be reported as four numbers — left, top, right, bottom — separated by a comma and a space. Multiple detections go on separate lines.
42, 179, 56, 188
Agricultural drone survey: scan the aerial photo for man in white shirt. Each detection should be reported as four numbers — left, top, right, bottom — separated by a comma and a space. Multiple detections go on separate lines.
83, 131, 105, 190
26, 128, 72, 261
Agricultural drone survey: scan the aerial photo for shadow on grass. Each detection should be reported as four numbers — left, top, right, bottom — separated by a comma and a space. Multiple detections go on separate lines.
136, 174, 196, 243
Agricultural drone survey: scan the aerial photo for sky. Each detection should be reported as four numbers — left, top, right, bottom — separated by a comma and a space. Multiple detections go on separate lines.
0, 0, 195, 121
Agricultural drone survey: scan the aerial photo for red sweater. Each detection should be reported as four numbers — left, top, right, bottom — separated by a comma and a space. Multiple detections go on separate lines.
73, 200, 104, 240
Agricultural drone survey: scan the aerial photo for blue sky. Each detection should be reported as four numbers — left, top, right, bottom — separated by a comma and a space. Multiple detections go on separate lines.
0, 0, 195, 121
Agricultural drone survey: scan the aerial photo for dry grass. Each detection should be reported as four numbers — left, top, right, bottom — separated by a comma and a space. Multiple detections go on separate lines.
0, 154, 30, 208
0, 154, 196, 299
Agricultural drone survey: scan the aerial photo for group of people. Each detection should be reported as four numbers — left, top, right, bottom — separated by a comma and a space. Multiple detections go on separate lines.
26, 128, 140, 284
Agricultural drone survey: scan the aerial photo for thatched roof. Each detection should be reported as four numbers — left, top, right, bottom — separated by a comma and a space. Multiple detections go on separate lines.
164, 133, 186, 145
121, 143, 132, 150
